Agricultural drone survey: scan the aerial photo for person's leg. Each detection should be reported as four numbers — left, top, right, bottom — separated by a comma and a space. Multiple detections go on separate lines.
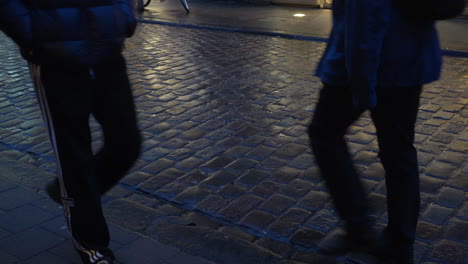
36, 64, 112, 259
308, 83, 370, 236
91, 57, 141, 194
370, 85, 422, 263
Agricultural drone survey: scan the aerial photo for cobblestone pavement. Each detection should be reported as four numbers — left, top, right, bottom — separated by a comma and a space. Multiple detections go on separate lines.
0, 158, 213, 264
138, 0, 468, 53
0, 22, 467, 264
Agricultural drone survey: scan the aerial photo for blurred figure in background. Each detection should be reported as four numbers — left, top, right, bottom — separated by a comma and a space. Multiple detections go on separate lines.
308, 0, 463, 263
0, 1, 141, 263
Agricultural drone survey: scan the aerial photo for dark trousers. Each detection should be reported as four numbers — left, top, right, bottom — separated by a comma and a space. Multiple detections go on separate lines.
308, 83, 422, 250
31, 56, 141, 251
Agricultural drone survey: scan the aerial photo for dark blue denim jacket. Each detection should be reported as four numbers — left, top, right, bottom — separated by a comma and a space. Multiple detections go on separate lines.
316, 0, 442, 108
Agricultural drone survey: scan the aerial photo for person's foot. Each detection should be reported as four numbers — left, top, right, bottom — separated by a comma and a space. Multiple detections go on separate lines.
373, 247, 414, 264
45, 179, 62, 205
75, 246, 115, 264
370, 230, 414, 264
317, 227, 378, 255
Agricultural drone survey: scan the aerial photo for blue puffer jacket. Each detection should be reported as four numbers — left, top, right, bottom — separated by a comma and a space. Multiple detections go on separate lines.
0, 0, 136, 65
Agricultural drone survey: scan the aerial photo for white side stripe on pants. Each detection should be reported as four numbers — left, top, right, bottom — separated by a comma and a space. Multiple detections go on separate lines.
28, 62, 75, 228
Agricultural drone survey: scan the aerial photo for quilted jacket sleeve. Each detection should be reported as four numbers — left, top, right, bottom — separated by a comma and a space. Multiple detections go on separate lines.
116, 0, 137, 38
0, 0, 32, 49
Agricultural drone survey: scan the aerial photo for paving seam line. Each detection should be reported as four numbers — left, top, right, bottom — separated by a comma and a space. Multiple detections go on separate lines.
118, 182, 291, 241
139, 18, 328, 42
138, 19, 468, 58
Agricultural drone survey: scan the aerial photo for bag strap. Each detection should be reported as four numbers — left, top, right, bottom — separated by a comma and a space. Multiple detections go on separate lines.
394, 0, 465, 20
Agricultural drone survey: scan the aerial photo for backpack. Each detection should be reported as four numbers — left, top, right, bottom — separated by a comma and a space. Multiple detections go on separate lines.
393, 0, 465, 20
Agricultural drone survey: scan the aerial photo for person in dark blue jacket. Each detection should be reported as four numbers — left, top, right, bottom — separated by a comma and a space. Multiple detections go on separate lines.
308, 0, 443, 263
0, 1, 141, 263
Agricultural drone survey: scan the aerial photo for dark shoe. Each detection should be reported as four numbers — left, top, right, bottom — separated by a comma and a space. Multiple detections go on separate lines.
374, 247, 414, 264
370, 230, 414, 264
45, 179, 62, 205
75, 246, 115, 264
375, 251, 414, 264
318, 227, 378, 255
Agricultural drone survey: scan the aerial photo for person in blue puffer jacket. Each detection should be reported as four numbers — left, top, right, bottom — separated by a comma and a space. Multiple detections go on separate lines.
308, 0, 443, 263
0, 1, 141, 263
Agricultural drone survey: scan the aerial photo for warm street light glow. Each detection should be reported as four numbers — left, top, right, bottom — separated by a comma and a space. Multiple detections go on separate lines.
294, 14, 306, 17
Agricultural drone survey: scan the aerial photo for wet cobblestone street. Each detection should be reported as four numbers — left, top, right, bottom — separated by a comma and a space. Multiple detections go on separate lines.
1, 22, 467, 264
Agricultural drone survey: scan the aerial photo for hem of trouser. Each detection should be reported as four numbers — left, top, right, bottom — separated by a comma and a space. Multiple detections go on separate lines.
28, 62, 78, 241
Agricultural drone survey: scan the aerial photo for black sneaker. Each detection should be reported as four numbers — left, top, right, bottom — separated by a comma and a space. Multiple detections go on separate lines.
75, 245, 115, 264
318, 227, 378, 255
45, 179, 62, 205
370, 230, 414, 264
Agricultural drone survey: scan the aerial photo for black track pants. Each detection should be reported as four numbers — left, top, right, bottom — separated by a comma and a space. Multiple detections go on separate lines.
29, 56, 141, 251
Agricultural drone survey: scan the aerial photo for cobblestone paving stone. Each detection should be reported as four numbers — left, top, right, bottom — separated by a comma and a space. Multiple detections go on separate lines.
0, 158, 215, 264
0, 22, 467, 264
